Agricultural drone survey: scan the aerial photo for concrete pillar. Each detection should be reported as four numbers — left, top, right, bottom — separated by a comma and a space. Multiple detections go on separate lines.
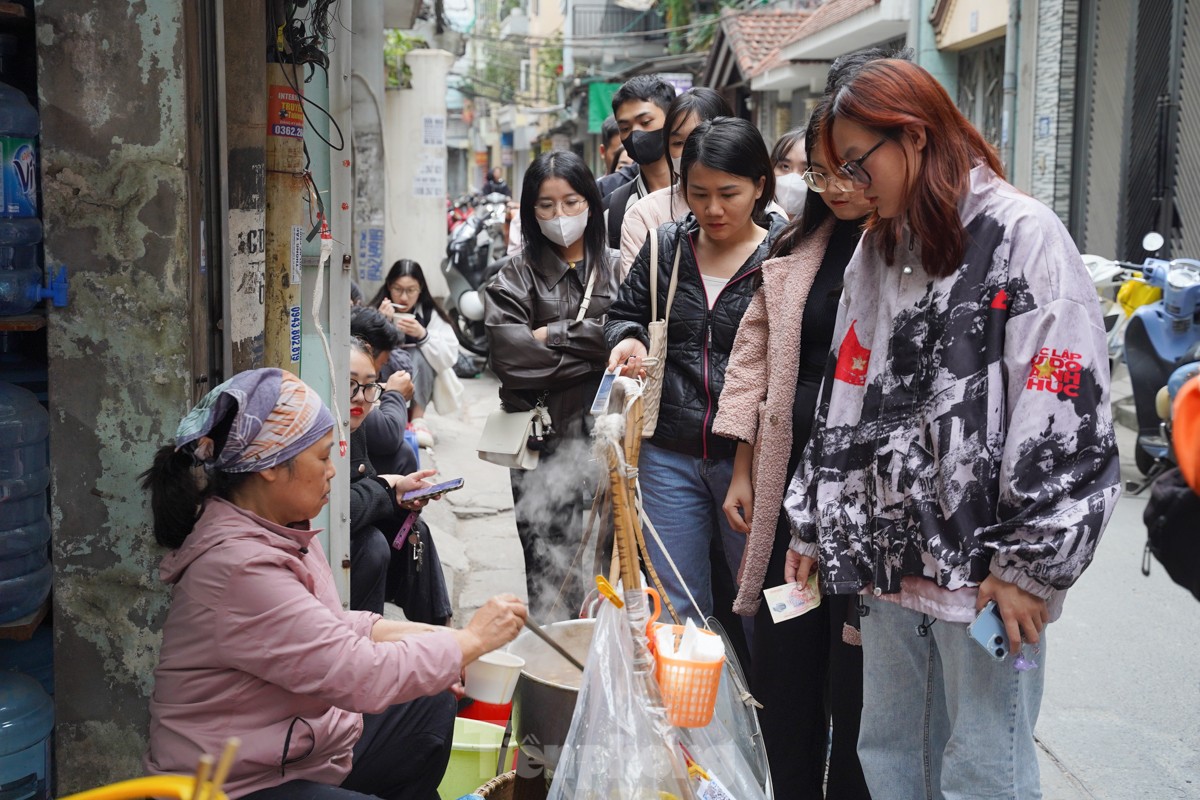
36, 1, 196, 788
384, 49, 456, 299
351, 0, 387, 296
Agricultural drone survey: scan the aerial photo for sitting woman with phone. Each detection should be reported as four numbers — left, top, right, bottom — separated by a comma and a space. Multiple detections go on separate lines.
142, 367, 527, 800
348, 338, 453, 623
485, 150, 621, 620
369, 259, 460, 447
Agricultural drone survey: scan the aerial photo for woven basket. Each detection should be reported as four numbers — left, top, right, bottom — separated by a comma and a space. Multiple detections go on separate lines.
476, 770, 515, 800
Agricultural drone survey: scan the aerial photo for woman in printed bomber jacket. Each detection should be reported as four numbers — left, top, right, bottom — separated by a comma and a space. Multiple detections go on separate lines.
606, 118, 785, 632
783, 60, 1121, 798
485, 150, 621, 620
142, 368, 526, 800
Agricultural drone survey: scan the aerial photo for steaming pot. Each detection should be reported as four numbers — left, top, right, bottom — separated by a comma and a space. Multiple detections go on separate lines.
507, 618, 595, 773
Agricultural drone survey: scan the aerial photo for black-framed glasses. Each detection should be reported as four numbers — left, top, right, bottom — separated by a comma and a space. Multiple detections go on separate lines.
350, 380, 383, 403
837, 137, 888, 189
801, 169, 853, 194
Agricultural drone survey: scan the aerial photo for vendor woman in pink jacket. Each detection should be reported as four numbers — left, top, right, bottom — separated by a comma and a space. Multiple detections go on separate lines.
141, 368, 526, 800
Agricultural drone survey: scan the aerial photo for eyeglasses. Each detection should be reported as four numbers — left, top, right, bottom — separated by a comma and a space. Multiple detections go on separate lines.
800, 169, 854, 194
836, 137, 888, 189
389, 284, 421, 298
533, 197, 588, 220
350, 380, 383, 403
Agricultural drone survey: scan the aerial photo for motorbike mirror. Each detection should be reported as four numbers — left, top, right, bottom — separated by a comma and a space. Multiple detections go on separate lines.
1142, 231, 1165, 252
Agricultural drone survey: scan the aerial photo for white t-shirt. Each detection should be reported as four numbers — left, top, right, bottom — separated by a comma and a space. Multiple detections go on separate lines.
701, 274, 729, 309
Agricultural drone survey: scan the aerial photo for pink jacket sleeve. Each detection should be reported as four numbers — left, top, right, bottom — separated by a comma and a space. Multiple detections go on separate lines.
713, 286, 769, 445
214, 555, 463, 714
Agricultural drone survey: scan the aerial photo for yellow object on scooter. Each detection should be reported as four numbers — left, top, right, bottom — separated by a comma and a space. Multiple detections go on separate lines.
1118, 275, 1162, 317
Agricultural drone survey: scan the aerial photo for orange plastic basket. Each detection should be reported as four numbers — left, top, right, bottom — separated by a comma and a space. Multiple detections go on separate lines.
650, 623, 725, 728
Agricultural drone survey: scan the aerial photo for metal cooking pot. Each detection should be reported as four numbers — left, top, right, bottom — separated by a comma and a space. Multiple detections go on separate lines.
507, 618, 594, 772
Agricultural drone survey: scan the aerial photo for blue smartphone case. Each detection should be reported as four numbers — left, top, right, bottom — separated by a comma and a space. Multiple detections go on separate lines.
967, 600, 1010, 660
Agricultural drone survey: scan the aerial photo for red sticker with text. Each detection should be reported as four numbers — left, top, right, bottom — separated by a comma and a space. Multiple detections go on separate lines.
1026, 347, 1083, 397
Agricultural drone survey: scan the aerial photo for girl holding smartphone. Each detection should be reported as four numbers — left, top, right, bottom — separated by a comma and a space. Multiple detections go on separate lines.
783, 59, 1120, 797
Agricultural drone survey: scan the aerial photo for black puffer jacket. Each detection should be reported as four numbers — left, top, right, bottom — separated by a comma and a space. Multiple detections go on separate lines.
605, 213, 785, 459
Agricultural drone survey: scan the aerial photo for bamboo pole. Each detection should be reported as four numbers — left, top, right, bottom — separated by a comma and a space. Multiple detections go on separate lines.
264, 61, 307, 374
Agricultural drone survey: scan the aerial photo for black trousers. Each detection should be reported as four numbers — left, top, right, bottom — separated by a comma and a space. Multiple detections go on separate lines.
750, 514, 871, 800
351, 526, 391, 614
509, 444, 593, 621
239, 693, 456, 800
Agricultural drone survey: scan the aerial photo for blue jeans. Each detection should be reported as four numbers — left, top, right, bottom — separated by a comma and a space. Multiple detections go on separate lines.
858, 598, 1046, 800
637, 442, 746, 625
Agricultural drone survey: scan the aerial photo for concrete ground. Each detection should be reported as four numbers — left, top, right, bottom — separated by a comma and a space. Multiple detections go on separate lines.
403, 368, 1200, 799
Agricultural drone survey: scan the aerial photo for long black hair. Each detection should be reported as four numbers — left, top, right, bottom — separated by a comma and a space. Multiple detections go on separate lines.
769, 128, 806, 172
368, 259, 452, 325
140, 446, 257, 549
519, 150, 611, 286
680, 117, 775, 227
663, 88, 732, 186
769, 98, 834, 258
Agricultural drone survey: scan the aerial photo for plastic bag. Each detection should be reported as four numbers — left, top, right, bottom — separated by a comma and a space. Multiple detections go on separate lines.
547, 592, 694, 799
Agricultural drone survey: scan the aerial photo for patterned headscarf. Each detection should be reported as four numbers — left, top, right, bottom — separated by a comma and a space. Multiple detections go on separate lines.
174, 369, 335, 473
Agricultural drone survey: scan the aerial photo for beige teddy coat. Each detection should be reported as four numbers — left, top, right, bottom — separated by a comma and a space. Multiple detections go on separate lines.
712, 219, 834, 616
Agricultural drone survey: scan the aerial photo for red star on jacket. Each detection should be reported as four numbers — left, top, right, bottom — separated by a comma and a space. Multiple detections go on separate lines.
835, 321, 871, 385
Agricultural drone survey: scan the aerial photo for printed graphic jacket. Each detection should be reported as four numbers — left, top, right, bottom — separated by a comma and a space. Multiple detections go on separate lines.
784, 165, 1121, 621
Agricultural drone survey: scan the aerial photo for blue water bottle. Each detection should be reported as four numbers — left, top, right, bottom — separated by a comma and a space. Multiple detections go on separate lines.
0, 382, 50, 625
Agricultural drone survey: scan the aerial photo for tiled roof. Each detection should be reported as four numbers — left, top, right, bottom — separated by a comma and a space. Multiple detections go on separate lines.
719, 8, 813, 80
749, 0, 880, 77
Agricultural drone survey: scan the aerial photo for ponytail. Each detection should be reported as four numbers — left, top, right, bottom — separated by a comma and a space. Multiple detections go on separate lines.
140, 446, 205, 549
139, 445, 253, 549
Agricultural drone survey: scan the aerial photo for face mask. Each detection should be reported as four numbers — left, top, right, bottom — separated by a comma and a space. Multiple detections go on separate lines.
774, 172, 809, 217
670, 155, 682, 177
538, 211, 589, 249
623, 129, 665, 166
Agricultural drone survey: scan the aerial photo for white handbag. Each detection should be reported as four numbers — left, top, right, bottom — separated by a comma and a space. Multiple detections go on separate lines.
477, 404, 551, 470
642, 230, 681, 438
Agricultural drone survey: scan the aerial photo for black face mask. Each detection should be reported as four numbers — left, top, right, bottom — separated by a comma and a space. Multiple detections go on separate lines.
622, 129, 665, 166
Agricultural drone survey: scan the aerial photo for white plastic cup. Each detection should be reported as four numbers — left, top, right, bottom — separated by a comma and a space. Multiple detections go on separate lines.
463, 651, 525, 704
394, 311, 416, 323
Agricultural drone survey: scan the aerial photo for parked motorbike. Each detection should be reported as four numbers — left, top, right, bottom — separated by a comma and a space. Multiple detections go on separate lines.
441, 191, 513, 356
1101, 232, 1200, 482
446, 194, 473, 234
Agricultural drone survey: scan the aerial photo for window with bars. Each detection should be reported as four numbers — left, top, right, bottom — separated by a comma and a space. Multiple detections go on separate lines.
956, 38, 1005, 150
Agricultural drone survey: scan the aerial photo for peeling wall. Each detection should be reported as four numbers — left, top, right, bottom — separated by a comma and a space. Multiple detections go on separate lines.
36, 1, 194, 789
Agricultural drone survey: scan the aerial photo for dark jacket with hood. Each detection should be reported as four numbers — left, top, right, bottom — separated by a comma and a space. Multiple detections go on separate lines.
484, 247, 622, 438
604, 213, 786, 460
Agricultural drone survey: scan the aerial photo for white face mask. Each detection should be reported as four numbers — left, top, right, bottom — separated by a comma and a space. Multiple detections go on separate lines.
671, 155, 682, 177
774, 172, 809, 217
537, 211, 589, 249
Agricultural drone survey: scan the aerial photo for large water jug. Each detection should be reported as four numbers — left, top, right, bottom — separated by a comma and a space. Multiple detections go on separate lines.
0, 672, 52, 800
0, 78, 37, 218
0, 217, 41, 316
0, 382, 49, 624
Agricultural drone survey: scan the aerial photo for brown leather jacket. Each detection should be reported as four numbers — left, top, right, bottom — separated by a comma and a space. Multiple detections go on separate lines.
484, 247, 622, 437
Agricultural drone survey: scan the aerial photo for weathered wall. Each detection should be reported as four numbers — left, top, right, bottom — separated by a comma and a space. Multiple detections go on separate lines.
36, 1, 194, 789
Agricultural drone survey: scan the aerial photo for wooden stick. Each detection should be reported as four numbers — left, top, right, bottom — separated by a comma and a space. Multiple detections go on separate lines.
190, 755, 214, 800
203, 738, 240, 800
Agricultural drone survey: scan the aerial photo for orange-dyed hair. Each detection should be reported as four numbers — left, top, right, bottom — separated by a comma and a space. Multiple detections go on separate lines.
822, 59, 1004, 278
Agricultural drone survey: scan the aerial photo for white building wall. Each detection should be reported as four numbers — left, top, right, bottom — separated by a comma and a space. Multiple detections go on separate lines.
1029, 0, 1077, 223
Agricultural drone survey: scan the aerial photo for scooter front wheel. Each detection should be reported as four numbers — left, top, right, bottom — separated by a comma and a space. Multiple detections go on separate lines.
449, 308, 489, 356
